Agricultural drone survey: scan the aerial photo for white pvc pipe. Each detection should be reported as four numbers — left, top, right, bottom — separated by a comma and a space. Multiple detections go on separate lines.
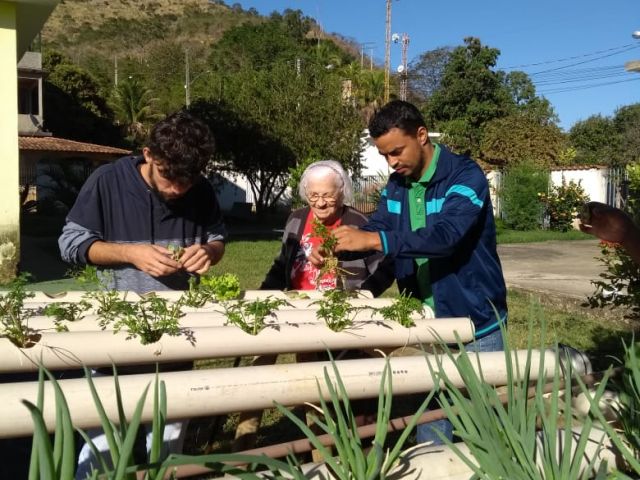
23, 297, 430, 317
26, 305, 436, 333
25, 291, 133, 303
0, 350, 557, 438
24, 289, 373, 304
0, 318, 474, 372
224, 427, 616, 479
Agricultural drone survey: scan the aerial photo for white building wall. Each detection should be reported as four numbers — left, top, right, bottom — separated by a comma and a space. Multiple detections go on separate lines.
550, 167, 607, 203
486, 170, 501, 217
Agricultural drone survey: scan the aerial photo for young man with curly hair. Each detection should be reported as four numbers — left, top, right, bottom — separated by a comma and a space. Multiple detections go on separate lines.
60, 110, 226, 291
59, 111, 226, 477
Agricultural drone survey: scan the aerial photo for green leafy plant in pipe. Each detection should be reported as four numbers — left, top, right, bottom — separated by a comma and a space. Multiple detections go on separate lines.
222, 297, 287, 335
312, 289, 363, 332
42, 300, 92, 332
179, 273, 242, 308
0, 273, 37, 347
112, 296, 185, 346
377, 291, 425, 328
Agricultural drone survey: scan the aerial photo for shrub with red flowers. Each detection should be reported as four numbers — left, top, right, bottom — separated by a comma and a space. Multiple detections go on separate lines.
588, 162, 640, 318
538, 179, 589, 231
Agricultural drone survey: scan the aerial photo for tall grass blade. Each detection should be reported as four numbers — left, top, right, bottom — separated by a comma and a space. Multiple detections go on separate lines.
45, 369, 76, 480
83, 366, 121, 468
22, 400, 55, 480
113, 383, 150, 479
28, 366, 46, 480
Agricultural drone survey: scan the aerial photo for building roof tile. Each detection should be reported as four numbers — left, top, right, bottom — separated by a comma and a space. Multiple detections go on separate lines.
19, 135, 131, 155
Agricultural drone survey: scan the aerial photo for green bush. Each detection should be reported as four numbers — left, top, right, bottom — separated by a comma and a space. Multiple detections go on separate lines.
588, 162, 640, 318
539, 179, 590, 231
500, 162, 549, 230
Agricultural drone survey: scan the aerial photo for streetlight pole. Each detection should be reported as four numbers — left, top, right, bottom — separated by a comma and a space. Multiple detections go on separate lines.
384, 0, 392, 103
625, 31, 640, 72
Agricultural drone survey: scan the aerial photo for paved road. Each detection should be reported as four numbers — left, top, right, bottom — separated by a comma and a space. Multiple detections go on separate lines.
498, 239, 605, 300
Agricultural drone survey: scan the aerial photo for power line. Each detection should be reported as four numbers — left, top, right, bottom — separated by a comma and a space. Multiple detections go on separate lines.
529, 45, 640, 75
531, 67, 630, 85
537, 76, 640, 95
503, 43, 638, 70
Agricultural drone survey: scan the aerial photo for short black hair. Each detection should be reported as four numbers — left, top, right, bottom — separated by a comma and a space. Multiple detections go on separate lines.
368, 100, 427, 138
147, 111, 215, 182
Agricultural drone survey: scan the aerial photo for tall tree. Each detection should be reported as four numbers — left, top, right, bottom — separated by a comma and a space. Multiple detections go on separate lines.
614, 103, 640, 164
42, 49, 123, 146
481, 114, 565, 167
425, 37, 512, 157
408, 46, 452, 103
110, 76, 161, 146
195, 14, 362, 211
502, 70, 557, 125
569, 115, 619, 166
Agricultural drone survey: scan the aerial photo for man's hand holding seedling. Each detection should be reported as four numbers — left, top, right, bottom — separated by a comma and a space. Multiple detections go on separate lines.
334, 226, 382, 252
179, 243, 224, 274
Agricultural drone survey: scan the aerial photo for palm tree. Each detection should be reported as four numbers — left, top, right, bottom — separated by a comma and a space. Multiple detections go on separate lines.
355, 69, 385, 122
110, 77, 161, 145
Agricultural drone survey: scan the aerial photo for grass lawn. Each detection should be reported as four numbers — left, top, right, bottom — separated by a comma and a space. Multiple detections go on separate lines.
496, 227, 591, 244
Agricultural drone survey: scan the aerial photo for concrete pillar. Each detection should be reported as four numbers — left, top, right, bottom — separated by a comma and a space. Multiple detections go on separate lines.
0, 2, 19, 283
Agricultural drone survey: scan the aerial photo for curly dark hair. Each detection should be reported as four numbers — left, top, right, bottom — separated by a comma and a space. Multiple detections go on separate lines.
368, 100, 426, 139
146, 111, 215, 182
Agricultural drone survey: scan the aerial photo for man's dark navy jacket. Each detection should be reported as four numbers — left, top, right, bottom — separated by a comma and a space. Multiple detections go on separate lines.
363, 145, 507, 338
59, 155, 226, 293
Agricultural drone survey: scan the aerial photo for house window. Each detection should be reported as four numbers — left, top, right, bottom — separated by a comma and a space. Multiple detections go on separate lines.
18, 78, 39, 115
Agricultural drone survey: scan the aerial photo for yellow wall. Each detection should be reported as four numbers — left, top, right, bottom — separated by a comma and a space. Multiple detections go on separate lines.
0, 2, 19, 282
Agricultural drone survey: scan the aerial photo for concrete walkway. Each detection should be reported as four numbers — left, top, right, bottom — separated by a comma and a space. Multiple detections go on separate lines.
498, 239, 605, 300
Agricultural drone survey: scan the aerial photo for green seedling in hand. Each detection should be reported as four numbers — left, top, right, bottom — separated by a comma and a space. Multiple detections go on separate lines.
311, 218, 353, 289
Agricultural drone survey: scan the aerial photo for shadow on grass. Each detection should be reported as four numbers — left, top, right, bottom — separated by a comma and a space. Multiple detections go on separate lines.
587, 324, 640, 372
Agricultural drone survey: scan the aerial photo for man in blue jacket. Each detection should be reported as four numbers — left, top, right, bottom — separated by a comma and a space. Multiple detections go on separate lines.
329, 100, 507, 444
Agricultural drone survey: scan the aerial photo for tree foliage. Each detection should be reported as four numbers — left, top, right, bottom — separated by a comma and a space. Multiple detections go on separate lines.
42, 49, 124, 146
110, 76, 161, 146
408, 46, 452, 103
190, 11, 362, 211
614, 104, 640, 165
499, 161, 549, 230
425, 37, 512, 157
414, 38, 557, 165
481, 114, 565, 167
568, 115, 618, 165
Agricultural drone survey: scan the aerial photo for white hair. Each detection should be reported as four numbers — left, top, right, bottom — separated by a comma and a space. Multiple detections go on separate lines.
298, 160, 354, 205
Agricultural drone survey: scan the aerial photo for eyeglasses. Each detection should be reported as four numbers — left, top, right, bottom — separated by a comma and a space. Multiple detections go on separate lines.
307, 192, 339, 205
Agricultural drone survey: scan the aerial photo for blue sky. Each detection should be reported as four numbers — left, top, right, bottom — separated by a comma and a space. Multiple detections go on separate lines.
234, 0, 640, 130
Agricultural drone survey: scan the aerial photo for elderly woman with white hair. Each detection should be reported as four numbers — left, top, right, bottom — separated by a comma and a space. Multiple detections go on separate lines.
261, 160, 392, 296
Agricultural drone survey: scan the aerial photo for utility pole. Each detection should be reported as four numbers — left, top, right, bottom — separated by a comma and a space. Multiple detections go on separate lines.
384, 0, 392, 103
360, 42, 375, 69
399, 33, 410, 100
185, 50, 190, 108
